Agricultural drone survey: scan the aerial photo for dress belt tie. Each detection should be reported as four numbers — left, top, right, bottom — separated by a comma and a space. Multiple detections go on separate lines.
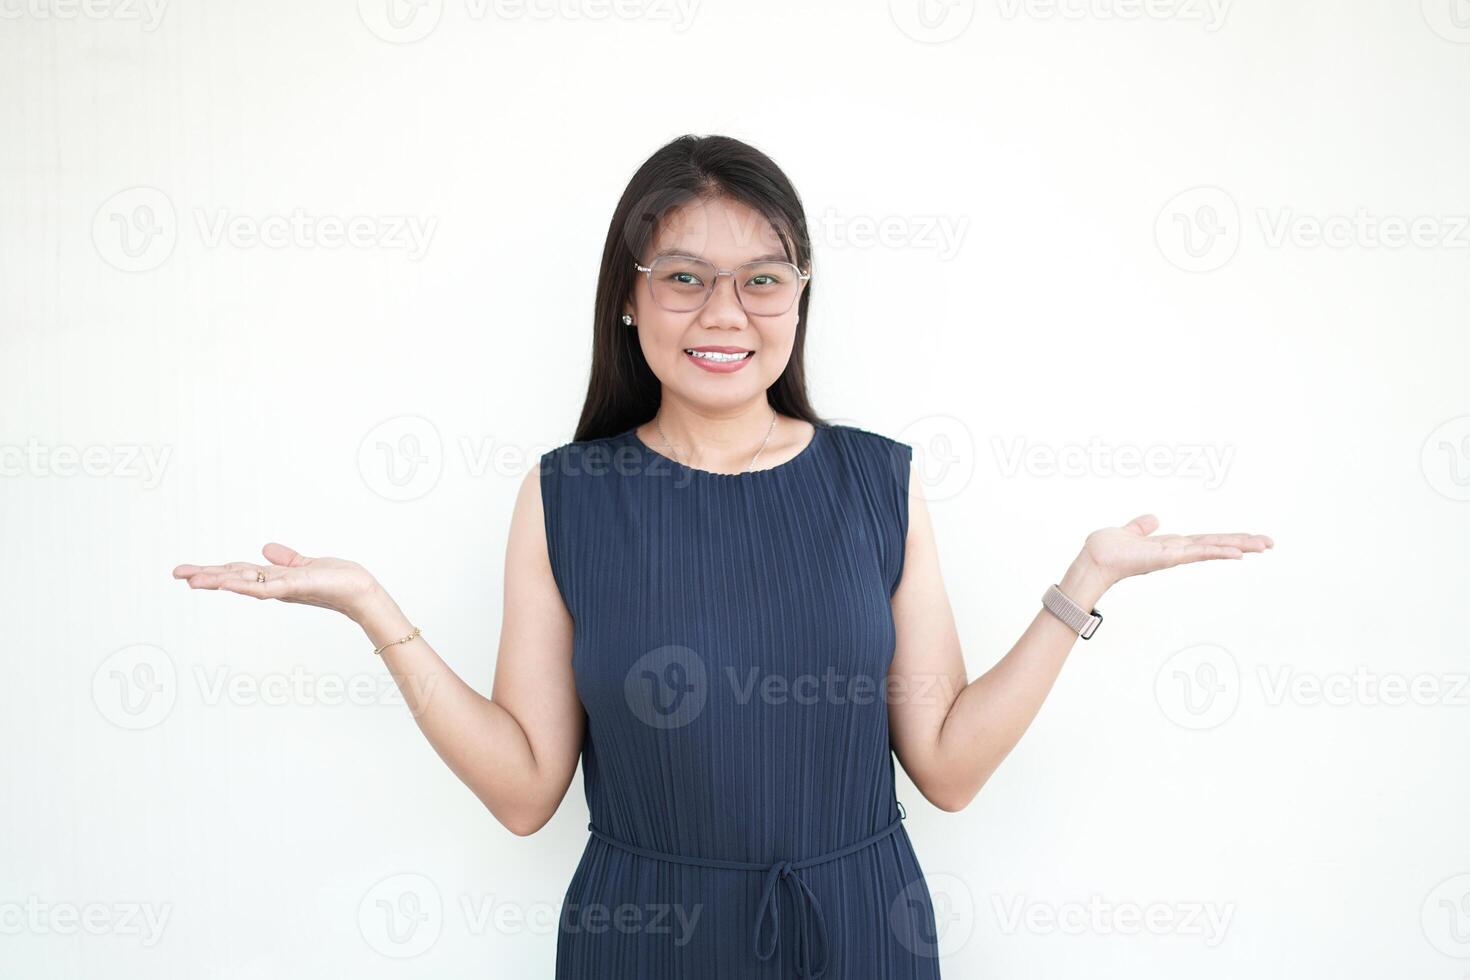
586, 802, 907, 980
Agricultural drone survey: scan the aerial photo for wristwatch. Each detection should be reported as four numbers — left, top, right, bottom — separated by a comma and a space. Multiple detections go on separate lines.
1041, 583, 1103, 639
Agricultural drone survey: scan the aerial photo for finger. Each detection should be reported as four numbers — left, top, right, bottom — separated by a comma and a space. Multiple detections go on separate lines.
1189, 533, 1272, 552
1170, 543, 1245, 566
184, 564, 270, 591
184, 570, 232, 590
263, 542, 312, 567
185, 561, 258, 577
212, 566, 292, 600
177, 561, 259, 585
1123, 514, 1159, 536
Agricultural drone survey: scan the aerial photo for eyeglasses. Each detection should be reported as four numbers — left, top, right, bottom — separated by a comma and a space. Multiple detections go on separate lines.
633, 254, 810, 316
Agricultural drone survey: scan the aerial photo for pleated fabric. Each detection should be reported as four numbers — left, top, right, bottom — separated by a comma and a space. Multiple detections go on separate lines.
538, 421, 942, 980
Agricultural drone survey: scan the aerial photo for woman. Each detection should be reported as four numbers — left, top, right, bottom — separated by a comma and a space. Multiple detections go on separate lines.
172, 134, 1273, 978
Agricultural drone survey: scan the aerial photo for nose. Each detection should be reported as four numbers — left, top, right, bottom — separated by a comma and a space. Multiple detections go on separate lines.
697, 271, 748, 329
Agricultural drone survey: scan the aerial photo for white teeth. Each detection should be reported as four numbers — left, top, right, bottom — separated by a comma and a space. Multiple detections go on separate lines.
684, 349, 751, 363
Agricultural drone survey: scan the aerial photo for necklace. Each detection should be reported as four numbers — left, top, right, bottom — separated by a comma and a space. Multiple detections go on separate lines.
654, 410, 779, 474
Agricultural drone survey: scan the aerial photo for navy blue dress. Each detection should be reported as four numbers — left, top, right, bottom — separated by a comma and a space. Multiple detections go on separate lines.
538, 421, 941, 979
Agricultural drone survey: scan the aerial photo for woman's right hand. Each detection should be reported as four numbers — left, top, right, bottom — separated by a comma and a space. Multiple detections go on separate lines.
171, 542, 387, 624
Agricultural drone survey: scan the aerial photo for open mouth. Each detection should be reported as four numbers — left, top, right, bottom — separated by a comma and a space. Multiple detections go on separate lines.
683, 348, 754, 363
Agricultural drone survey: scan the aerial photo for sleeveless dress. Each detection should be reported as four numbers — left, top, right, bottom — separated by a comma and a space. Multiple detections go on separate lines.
538, 421, 942, 979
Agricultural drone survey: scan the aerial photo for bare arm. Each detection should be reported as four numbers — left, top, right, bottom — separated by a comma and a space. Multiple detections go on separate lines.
172, 464, 583, 837
887, 463, 1273, 813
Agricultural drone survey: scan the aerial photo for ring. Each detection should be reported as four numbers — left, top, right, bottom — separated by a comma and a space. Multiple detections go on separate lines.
255, 569, 266, 583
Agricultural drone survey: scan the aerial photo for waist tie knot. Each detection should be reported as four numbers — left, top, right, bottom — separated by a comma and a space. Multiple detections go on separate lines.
754, 857, 829, 977
586, 806, 907, 980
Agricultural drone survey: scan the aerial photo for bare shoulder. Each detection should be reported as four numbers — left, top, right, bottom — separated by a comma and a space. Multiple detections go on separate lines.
509, 441, 577, 573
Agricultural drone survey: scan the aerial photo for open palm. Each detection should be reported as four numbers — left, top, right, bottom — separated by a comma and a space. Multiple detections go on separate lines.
1083, 514, 1273, 587
171, 542, 381, 622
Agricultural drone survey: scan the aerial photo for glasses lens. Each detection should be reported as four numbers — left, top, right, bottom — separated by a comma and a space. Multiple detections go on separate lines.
736, 261, 803, 316
648, 255, 716, 312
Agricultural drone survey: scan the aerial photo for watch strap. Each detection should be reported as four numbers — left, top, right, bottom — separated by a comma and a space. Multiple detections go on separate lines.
1041, 583, 1103, 639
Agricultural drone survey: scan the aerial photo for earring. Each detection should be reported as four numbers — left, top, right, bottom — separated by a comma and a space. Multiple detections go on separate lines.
621, 314, 634, 326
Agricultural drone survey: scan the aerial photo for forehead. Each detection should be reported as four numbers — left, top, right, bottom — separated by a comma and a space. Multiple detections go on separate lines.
650, 195, 789, 261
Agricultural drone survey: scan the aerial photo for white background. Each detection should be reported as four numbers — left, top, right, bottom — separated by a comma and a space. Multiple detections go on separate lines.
3, 0, 1469, 977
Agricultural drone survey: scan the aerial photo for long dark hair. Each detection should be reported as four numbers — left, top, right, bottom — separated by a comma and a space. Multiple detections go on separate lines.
571, 134, 825, 443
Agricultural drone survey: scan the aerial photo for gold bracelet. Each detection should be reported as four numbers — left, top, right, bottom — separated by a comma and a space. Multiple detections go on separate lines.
373, 625, 421, 656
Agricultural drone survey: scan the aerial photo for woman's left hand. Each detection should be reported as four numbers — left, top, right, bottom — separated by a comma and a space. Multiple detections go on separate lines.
1082, 513, 1273, 589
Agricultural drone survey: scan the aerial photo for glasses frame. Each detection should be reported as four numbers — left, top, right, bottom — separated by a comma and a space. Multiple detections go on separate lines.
633, 254, 812, 316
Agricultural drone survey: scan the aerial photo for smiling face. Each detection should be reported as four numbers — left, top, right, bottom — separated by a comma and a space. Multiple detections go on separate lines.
624, 194, 807, 411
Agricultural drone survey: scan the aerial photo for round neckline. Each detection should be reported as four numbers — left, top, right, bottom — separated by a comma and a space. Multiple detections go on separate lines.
628, 420, 825, 479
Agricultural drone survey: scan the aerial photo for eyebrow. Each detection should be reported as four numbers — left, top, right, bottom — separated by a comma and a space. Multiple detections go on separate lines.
652, 248, 793, 263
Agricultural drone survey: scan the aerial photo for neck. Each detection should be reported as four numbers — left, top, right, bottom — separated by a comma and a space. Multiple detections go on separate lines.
651, 399, 779, 466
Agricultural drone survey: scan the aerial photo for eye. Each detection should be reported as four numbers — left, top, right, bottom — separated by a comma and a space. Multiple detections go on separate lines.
745, 273, 780, 288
